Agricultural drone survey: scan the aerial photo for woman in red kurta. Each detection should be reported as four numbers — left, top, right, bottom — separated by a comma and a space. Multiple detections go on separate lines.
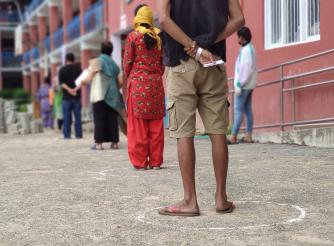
123, 5, 165, 170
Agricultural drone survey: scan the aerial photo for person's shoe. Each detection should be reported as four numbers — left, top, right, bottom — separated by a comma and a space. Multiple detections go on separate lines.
110, 143, 119, 149
134, 167, 147, 171
151, 167, 162, 170
91, 144, 104, 150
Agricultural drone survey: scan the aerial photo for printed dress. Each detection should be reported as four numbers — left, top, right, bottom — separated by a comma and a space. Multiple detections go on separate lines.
123, 31, 165, 169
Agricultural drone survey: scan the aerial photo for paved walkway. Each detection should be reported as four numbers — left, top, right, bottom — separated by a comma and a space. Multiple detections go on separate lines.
0, 132, 333, 245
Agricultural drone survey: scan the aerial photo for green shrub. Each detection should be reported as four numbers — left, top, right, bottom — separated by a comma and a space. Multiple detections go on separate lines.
0, 89, 15, 99
18, 104, 28, 112
13, 88, 30, 101
0, 89, 32, 109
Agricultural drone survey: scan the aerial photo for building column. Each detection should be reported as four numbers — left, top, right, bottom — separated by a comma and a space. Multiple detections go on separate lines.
62, 0, 73, 44
22, 30, 30, 53
30, 69, 40, 96
31, 68, 41, 119
50, 56, 61, 86
38, 15, 48, 57
28, 22, 38, 46
80, 49, 92, 107
39, 66, 46, 84
79, 0, 91, 35
49, 4, 60, 51
0, 73, 3, 91
22, 72, 31, 93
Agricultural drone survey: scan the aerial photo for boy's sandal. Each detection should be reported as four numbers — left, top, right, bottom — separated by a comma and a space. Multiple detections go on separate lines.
216, 203, 235, 214
158, 206, 200, 217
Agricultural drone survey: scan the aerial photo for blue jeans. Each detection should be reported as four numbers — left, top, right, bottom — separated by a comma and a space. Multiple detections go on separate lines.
62, 99, 82, 139
232, 89, 253, 135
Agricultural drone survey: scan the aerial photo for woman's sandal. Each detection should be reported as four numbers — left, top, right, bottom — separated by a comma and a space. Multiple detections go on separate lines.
91, 144, 104, 150
110, 143, 119, 150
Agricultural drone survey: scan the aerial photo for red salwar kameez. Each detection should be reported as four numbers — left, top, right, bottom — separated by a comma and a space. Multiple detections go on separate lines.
123, 31, 165, 169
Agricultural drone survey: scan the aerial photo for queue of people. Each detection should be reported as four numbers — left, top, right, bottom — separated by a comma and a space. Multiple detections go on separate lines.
35, 1, 257, 217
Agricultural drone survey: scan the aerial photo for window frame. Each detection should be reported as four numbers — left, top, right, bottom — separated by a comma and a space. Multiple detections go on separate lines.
265, 0, 320, 50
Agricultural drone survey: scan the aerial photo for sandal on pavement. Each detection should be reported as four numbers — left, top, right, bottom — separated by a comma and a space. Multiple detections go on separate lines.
134, 167, 147, 171
110, 143, 119, 150
91, 144, 104, 150
239, 137, 254, 143
227, 139, 238, 145
149, 166, 162, 170
158, 206, 200, 217
216, 203, 235, 214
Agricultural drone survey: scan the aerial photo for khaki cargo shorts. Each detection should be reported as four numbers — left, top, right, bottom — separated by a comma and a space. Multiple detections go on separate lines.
167, 58, 229, 138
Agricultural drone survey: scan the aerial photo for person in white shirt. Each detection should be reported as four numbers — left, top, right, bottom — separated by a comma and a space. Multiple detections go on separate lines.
230, 27, 257, 144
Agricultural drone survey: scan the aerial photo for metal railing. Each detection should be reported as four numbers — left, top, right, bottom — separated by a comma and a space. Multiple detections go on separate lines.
53, 27, 64, 50
0, 11, 20, 23
83, 1, 104, 34
25, 0, 45, 19
229, 48, 334, 130
66, 15, 81, 42
1, 51, 22, 67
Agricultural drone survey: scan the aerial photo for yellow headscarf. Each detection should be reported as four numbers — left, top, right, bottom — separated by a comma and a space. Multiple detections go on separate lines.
134, 6, 162, 50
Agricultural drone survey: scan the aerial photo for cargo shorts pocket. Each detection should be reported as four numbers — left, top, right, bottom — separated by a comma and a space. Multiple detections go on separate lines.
167, 101, 177, 131
170, 62, 197, 75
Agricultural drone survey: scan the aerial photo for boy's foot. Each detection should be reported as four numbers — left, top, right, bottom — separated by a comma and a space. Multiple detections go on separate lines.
215, 201, 235, 213
158, 200, 199, 217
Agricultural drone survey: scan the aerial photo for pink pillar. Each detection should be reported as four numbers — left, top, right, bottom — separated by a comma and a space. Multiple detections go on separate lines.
22, 31, 30, 53
49, 5, 60, 50
40, 68, 46, 84
38, 16, 47, 42
81, 49, 92, 107
103, 0, 109, 38
79, 0, 91, 35
62, 0, 73, 44
0, 74, 3, 91
38, 16, 47, 54
51, 63, 60, 85
23, 74, 31, 93
31, 71, 39, 95
29, 24, 38, 46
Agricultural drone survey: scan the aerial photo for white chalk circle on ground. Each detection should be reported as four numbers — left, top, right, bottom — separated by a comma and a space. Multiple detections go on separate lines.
136, 201, 306, 231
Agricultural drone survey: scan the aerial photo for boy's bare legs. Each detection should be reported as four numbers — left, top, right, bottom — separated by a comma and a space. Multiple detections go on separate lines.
159, 137, 199, 213
177, 137, 199, 211
209, 134, 234, 210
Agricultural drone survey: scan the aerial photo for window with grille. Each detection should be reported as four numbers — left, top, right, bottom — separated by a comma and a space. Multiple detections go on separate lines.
265, 0, 320, 49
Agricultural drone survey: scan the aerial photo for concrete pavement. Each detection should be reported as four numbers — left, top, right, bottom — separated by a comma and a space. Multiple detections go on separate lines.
0, 132, 333, 245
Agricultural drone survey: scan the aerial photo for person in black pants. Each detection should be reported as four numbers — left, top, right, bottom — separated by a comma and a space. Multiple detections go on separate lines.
59, 53, 83, 139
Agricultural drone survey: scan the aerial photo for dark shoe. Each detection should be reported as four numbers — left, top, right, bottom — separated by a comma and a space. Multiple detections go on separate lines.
227, 139, 238, 145
134, 167, 147, 171
91, 144, 104, 150
239, 137, 254, 143
110, 143, 119, 149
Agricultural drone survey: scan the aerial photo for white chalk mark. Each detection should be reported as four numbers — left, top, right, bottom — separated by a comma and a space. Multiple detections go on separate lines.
286, 205, 306, 223
135, 201, 307, 231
